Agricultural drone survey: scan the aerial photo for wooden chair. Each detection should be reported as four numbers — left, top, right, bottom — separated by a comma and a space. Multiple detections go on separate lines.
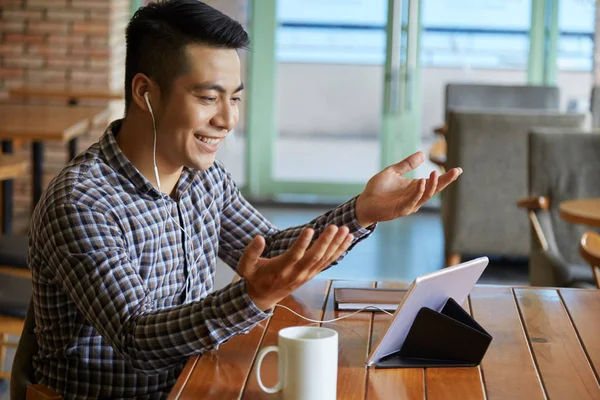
518, 131, 600, 287
579, 231, 600, 288
0, 266, 30, 382
517, 196, 551, 251
442, 110, 585, 268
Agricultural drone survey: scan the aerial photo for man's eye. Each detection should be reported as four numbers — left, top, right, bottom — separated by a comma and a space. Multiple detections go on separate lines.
201, 97, 217, 102
232, 97, 242, 103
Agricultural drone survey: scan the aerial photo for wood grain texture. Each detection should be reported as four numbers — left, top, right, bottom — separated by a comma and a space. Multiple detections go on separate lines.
322, 280, 374, 400
168, 284, 600, 399
166, 355, 199, 400
579, 231, 600, 288
171, 321, 269, 400
0, 154, 28, 181
242, 279, 331, 400
559, 289, 600, 381
469, 286, 545, 400
560, 198, 600, 227
366, 281, 424, 400
0, 104, 108, 142
515, 288, 600, 400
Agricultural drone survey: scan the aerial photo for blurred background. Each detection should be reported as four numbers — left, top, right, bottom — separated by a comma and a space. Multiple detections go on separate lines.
1, 0, 600, 394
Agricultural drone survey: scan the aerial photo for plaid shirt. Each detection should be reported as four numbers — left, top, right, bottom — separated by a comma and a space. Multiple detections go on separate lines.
28, 119, 374, 399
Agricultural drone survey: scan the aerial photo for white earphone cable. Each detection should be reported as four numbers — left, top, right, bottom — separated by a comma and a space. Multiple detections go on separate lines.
145, 91, 215, 294
145, 96, 392, 316
274, 304, 393, 323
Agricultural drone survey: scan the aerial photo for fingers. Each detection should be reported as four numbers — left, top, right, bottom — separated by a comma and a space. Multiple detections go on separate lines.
283, 228, 315, 264
315, 226, 350, 267
416, 170, 439, 209
315, 230, 354, 271
387, 151, 425, 176
297, 225, 339, 268
238, 235, 265, 278
409, 178, 426, 210
435, 167, 462, 194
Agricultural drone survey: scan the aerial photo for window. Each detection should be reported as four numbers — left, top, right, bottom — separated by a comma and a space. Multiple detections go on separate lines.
277, 0, 596, 70
421, 0, 531, 69
558, 0, 595, 71
276, 0, 387, 64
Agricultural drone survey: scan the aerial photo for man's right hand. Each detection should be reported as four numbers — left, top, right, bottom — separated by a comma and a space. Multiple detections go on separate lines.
238, 225, 354, 311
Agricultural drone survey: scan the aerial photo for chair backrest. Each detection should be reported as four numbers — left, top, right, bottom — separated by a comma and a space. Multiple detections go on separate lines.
442, 109, 587, 257
10, 299, 37, 400
529, 131, 600, 266
445, 84, 560, 124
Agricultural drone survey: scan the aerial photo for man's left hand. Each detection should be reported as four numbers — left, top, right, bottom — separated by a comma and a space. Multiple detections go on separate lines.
355, 151, 462, 228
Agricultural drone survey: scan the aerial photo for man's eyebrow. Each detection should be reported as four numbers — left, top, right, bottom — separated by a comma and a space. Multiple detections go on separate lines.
191, 83, 244, 93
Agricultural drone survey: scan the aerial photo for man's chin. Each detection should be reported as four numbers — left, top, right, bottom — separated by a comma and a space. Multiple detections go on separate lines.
189, 156, 216, 171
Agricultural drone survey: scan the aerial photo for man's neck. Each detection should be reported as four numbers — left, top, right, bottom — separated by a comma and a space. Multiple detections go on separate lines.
116, 113, 183, 197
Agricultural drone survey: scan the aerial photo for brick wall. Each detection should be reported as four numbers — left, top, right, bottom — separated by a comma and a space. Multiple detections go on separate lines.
0, 0, 129, 233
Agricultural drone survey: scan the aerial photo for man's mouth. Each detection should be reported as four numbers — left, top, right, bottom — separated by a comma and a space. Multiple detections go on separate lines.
196, 135, 221, 145
194, 134, 225, 153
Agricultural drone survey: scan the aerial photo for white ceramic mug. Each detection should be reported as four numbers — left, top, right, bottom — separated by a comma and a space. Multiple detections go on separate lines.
255, 326, 338, 400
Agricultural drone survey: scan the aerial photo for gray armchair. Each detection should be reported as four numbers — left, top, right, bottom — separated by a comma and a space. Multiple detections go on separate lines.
445, 83, 560, 123
518, 130, 600, 287
442, 109, 586, 266
430, 84, 561, 171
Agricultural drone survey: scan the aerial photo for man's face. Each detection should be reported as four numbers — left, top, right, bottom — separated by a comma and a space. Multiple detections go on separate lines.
155, 44, 242, 171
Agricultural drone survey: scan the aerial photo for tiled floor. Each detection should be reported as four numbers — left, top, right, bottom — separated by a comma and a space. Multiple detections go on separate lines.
0, 206, 528, 398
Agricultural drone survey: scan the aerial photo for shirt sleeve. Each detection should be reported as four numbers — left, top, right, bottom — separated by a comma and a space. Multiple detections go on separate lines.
40, 202, 270, 375
217, 167, 375, 272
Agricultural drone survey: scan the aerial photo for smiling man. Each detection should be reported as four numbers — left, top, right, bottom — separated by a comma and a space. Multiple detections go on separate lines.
27, 1, 462, 398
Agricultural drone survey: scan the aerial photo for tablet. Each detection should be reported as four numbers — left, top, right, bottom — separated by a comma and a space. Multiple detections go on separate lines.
366, 256, 489, 366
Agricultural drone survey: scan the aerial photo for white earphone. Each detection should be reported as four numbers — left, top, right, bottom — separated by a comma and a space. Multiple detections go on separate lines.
144, 91, 161, 191
143, 90, 215, 294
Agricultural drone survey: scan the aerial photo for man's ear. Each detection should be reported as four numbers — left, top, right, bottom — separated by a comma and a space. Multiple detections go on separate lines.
131, 73, 157, 113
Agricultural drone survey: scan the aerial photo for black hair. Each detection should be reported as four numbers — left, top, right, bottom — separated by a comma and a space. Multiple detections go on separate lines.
124, 0, 249, 111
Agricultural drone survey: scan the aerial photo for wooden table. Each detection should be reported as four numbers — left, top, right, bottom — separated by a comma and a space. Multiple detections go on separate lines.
0, 104, 110, 231
0, 154, 28, 234
0, 154, 28, 182
560, 198, 600, 227
168, 280, 600, 399
10, 86, 124, 105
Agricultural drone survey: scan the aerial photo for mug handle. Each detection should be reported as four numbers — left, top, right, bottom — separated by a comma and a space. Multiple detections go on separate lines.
255, 345, 282, 393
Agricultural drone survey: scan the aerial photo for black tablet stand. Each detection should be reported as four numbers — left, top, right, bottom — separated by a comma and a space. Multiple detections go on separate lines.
375, 297, 492, 369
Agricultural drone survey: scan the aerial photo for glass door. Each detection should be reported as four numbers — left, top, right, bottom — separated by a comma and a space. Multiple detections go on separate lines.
245, 0, 422, 200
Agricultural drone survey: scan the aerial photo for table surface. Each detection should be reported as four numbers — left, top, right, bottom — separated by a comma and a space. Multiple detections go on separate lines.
10, 86, 124, 101
560, 198, 600, 228
0, 154, 28, 181
168, 280, 600, 400
0, 104, 110, 142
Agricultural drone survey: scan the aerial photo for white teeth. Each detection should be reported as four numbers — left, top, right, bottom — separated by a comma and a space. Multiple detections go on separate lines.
198, 136, 219, 145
